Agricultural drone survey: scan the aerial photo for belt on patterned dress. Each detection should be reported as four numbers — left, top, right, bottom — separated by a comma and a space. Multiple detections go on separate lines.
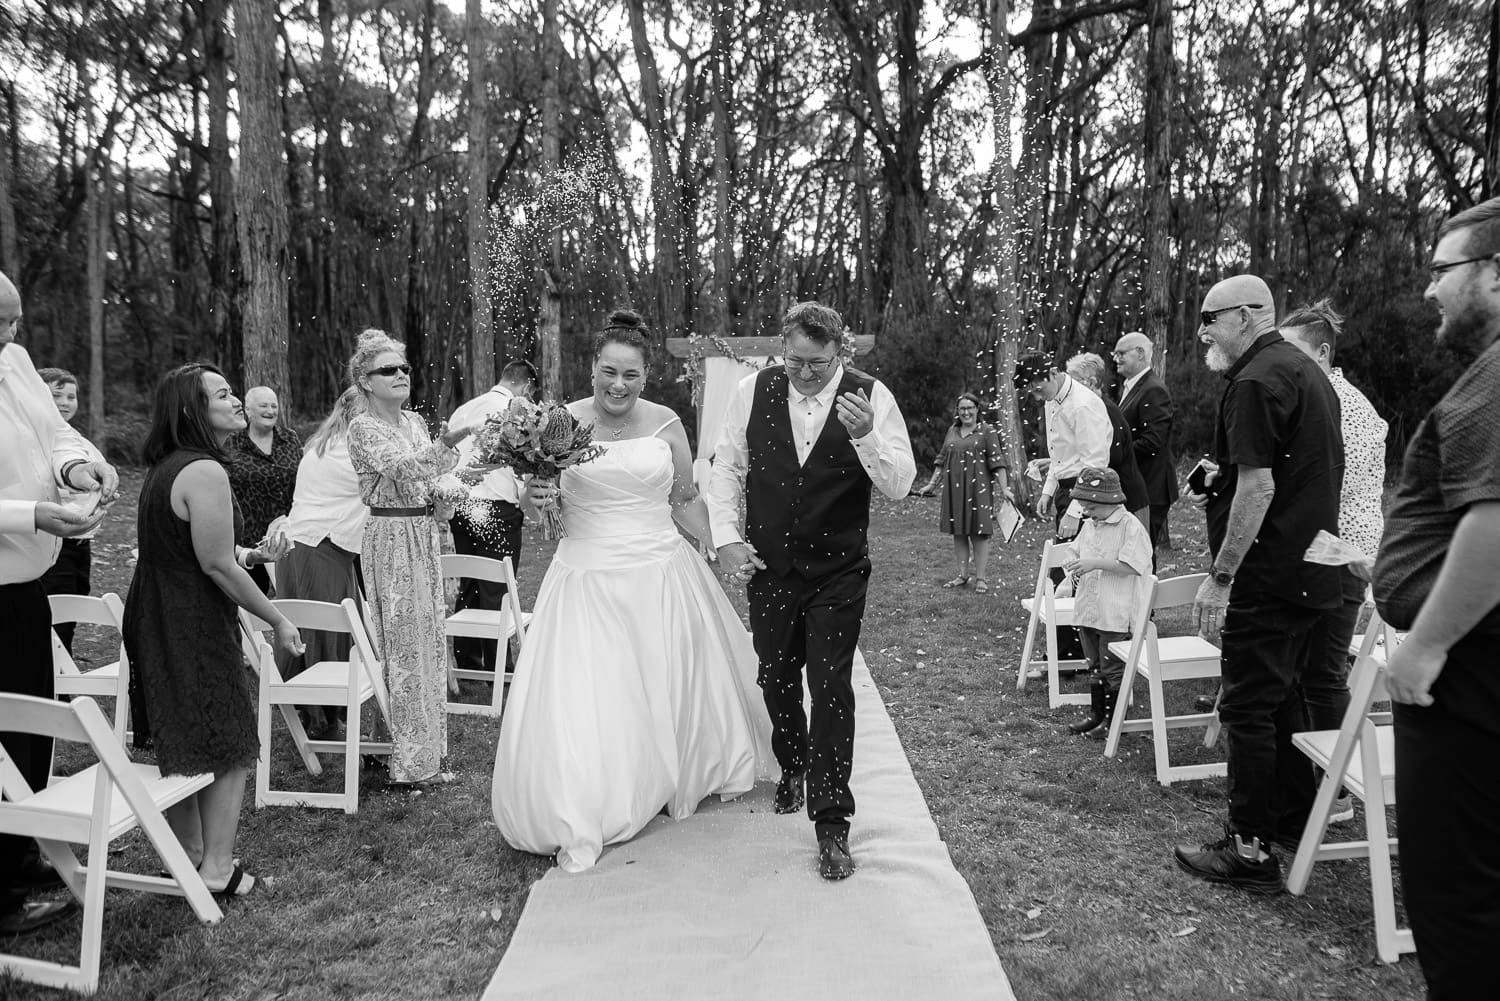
368, 505, 433, 518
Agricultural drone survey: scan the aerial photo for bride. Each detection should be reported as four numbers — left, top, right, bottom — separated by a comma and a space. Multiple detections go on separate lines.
491, 309, 773, 872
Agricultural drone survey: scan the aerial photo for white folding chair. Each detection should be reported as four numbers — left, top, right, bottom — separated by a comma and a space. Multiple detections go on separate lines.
441, 554, 530, 716
1102, 573, 1227, 785
1015, 539, 1089, 708
1286, 609, 1412, 963
0, 694, 222, 994
50, 593, 131, 744
243, 598, 394, 813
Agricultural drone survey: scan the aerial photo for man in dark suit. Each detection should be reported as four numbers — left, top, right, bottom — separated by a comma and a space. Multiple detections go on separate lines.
1113, 331, 1177, 550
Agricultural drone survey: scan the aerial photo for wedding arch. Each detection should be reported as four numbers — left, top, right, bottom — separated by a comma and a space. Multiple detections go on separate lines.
665, 334, 877, 488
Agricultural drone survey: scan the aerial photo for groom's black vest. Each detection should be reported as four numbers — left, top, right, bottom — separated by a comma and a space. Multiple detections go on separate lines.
745, 365, 876, 580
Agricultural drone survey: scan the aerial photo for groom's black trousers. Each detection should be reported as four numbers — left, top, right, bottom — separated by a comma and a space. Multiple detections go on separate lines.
747, 559, 869, 840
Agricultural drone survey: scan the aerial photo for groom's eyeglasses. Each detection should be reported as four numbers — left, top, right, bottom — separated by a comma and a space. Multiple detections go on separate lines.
367, 364, 412, 377
784, 356, 835, 374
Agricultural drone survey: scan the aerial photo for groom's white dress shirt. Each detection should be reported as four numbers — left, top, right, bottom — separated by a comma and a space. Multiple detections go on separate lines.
706, 364, 916, 549
0, 343, 92, 584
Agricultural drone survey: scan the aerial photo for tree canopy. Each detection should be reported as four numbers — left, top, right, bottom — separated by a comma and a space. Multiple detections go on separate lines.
0, 0, 1489, 463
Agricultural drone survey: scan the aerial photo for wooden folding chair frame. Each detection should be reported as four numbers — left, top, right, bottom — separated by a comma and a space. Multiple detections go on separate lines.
49, 593, 131, 744
244, 598, 394, 813
1014, 539, 1089, 708
1286, 611, 1412, 964
441, 554, 530, 716
1102, 572, 1228, 785
0, 694, 222, 994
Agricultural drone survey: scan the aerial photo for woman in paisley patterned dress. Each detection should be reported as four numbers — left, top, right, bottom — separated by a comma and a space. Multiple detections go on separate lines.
346, 330, 480, 786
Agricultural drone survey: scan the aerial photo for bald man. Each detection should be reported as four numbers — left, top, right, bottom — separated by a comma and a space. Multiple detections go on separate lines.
1172, 275, 1344, 894
223, 384, 301, 595
1112, 331, 1177, 550
1, 269, 118, 934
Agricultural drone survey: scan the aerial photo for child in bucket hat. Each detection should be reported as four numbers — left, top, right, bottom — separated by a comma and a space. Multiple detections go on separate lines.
1058, 467, 1154, 735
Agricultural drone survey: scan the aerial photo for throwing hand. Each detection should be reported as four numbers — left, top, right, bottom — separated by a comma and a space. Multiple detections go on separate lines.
835, 388, 874, 439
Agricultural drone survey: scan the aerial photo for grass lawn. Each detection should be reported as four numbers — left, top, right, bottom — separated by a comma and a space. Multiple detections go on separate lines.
4, 471, 1423, 1000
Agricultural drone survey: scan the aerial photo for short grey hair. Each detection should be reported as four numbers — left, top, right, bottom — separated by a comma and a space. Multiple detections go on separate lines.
1065, 351, 1108, 391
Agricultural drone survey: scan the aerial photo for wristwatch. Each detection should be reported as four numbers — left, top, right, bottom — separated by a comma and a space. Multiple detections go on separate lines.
1209, 562, 1234, 587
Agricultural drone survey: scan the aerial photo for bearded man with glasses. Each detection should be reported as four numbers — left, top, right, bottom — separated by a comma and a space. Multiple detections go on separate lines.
1173, 274, 1344, 894
1374, 196, 1500, 1000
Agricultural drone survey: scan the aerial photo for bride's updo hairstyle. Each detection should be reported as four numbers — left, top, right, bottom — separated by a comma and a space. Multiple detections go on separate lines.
347, 328, 406, 393
593, 309, 653, 370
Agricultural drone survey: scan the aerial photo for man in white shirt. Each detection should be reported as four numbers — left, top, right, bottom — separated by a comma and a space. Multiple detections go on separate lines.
446, 360, 536, 673
0, 270, 118, 935
1282, 300, 1387, 770
707, 301, 915, 881
1013, 350, 1113, 537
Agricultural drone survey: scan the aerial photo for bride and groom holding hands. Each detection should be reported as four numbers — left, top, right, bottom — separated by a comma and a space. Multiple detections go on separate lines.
491, 302, 916, 880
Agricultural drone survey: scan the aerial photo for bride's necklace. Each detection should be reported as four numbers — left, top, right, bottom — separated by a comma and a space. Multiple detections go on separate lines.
594, 407, 634, 440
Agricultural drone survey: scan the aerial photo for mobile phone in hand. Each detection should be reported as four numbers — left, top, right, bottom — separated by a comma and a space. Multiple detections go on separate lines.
1186, 458, 1213, 495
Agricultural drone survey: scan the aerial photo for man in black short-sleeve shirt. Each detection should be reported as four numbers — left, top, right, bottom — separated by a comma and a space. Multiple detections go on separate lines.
1173, 274, 1343, 895
1372, 197, 1500, 1001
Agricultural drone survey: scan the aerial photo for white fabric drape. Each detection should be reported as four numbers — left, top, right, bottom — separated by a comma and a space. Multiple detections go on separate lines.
693, 355, 772, 490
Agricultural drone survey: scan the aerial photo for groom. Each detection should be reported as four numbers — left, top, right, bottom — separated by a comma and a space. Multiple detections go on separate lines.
707, 301, 915, 880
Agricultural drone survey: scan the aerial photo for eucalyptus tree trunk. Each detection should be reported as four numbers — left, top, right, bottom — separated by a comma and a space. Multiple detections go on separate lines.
626, 0, 686, 340
1142, 0, 1174, 374
86, 162, 108, 437
0, 84, 18, 277
204, 0, 241, 384
466, 0, 494, 393
539, 0, 563, 397
710, 0, 734, 338
234, 0, 292, 406
986, 0, 1028, 487
1486, 0, 1500, 199
402, 0, 438, 407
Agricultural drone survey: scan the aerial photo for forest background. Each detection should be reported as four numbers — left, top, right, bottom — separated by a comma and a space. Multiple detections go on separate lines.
0, 0, 1493, 470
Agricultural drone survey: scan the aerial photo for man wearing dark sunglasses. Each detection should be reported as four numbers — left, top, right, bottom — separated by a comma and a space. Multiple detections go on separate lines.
1174, 273, 1343, 895
1373, 196, 1500, 999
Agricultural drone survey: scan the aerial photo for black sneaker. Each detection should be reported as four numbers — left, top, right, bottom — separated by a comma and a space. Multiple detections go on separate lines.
774, 771, 805, 815
1173, 830, 1284, 895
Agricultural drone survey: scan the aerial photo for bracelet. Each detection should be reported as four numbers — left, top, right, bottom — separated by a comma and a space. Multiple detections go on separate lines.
59, 459, 85, 489
237, 547, 253, 569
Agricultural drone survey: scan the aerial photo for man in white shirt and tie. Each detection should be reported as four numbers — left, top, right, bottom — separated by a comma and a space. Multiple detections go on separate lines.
707, 301, 915, 881
446, 360, 536, 673
0, 270, 118, 935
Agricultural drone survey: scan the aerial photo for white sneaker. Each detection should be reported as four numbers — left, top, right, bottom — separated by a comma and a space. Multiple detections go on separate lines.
1329, 795, 1355, 824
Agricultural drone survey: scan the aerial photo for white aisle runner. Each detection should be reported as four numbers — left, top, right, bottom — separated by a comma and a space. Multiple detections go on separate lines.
482, 651, 1015, 1001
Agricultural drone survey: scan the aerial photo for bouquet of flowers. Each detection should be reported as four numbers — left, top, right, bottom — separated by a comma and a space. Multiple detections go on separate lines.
463, 398, 605, 539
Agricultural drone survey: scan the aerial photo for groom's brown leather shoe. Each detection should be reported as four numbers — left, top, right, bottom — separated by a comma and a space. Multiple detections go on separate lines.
774, 771, 805, 814
818, 834, 855, 881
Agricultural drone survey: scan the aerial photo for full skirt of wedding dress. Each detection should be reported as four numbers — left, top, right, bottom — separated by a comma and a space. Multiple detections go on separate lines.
492, 527, 774, 872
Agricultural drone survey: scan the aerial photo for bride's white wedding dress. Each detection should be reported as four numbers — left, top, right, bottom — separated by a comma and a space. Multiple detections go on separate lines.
491, 420, 774, 872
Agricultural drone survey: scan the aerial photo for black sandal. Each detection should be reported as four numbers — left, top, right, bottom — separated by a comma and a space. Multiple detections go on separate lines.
208, 863, 255, 899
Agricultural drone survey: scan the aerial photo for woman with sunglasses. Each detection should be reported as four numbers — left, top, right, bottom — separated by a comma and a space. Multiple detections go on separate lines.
347, 330, 480, 787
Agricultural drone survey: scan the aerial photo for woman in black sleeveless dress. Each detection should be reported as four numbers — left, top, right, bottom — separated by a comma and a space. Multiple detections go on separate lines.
124, 363, 303, 898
